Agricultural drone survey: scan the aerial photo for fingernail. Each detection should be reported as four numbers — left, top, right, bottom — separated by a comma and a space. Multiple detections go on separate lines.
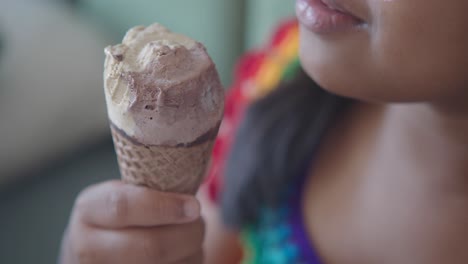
183, 199, 200, 220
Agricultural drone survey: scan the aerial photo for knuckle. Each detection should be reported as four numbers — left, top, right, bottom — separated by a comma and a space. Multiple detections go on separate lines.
107, 189, 129, 220
193, 219, 206, 244
192, 250, 204, 264
177, 250, 204, 264
72, 233, 97, 264
152, 194, 184, 220
73, 187, 93, 221
141, 235, 168, 262
76, 246, 95, 264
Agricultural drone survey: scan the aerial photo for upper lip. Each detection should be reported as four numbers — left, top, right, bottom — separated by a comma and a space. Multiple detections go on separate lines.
321, 0, 368, 23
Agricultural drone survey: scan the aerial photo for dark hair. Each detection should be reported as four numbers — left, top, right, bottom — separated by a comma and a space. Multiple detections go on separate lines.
221, 67, 351, 227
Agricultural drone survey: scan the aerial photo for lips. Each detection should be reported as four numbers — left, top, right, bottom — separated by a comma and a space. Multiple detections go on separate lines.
321, 0, 351, 14
296, 0, 366, 34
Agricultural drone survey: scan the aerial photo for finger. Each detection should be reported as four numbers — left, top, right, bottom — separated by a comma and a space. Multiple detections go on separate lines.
73, 220, 205, 264
171, 250, 204, 264
74, 180, 200, 228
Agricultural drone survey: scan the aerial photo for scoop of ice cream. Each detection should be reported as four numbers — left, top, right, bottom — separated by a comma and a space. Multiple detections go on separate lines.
104, 24, 224, 146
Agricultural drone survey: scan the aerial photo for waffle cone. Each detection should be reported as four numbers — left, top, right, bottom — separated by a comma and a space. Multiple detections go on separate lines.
110, 126, 215, 194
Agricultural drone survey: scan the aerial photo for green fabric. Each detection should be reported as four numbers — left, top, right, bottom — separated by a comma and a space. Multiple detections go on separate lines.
282, 58, 302, 82
241, 228, 262, 264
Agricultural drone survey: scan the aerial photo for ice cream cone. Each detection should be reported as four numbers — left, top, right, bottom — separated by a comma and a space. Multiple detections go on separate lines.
110, 125, 215, 194
103, 24, 224, 194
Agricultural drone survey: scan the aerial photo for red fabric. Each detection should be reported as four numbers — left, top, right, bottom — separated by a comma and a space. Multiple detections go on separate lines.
270, 20, 298, 48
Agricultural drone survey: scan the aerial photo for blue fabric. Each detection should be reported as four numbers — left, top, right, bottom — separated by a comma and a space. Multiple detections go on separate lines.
243, 168, 323, 263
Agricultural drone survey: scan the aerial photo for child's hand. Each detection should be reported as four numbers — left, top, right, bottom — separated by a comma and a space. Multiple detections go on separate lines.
60, 180, 204, 264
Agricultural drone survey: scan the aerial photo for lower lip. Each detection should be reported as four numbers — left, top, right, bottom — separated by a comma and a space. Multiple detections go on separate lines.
296, 0, 364, 34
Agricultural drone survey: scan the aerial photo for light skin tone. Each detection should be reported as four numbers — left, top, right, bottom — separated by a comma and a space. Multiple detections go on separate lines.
60, 181, 206, 264
60, 0, 468, 263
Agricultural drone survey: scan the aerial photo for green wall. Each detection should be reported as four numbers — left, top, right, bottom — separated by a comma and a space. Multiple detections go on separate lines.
79, 0, 295, 85
245, 0, 295, 49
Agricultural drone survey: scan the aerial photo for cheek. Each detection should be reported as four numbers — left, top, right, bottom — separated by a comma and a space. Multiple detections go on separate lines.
299, 26, 378, 100
372, 0, 468, 99
300, 0, 468, 103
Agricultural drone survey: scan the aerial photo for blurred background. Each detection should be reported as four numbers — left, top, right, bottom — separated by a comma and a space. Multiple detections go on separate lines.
0, 0, 293, 263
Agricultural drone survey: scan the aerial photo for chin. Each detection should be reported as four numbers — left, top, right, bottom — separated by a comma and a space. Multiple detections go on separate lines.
301, 60, 449, 104
299, 44, 429, 103
300, 57, 383, 103
298, 28, 377, 102
298, 26, 466, 104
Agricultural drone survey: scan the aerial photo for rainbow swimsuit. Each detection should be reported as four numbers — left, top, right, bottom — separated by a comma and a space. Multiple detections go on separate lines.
241, 169, 322, 264
205, 19, 323, 263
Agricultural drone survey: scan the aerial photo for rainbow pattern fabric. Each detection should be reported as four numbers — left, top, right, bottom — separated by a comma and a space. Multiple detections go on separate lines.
239, 171, 322, 263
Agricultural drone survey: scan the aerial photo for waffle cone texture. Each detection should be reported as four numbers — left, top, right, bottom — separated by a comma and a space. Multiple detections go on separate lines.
110, 125, 215, 194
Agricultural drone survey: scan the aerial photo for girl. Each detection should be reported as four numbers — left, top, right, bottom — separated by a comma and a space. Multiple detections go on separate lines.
60, 0, 468, 263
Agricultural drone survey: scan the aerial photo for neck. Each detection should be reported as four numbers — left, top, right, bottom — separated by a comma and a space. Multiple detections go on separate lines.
375, 102, 468, 193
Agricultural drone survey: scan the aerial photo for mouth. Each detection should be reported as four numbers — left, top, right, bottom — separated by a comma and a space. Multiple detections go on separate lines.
296, 0, 367, 34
